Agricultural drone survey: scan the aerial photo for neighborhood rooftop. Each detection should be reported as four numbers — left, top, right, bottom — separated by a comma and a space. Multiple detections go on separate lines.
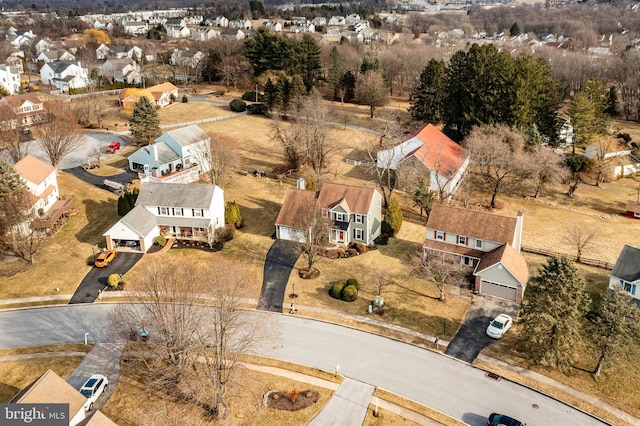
403, 124, 468, 178
135, 181, 220, 208
611, 244, 640, 283
426, 204, 518, 244
13, 154, 55, 185
155, 124, 209, 147
315, 182, 376, 214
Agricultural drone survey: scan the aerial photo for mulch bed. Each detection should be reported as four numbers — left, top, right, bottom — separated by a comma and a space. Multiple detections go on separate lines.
263, 389, 319, 411
298, 268, 320, 279
173, 241, 223, 252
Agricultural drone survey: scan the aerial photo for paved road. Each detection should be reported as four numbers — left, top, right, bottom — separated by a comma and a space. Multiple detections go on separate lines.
446, 296, 520, 362
258, 240, 300, 312
69, 253, 143, 304
0, 305, 608, 426
28, 133, 128, 170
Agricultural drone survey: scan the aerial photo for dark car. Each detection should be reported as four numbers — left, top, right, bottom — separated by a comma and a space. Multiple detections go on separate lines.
488, 413, 525, 426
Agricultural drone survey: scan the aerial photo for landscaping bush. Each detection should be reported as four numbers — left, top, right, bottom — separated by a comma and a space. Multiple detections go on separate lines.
242, 91, 265, 103
182, 95, 188, 103
107, 273, 120, 288
353, 243, 367, 254
341, 284, 358, 302
382, 197, 403, 237
230, 99, 247, 112
329, 283, 344, 299
225, 200, 244, 228
153, 235, 167, 247
346, 278, 359, 289
247, 103, 265, 115
216, 225, 235, 242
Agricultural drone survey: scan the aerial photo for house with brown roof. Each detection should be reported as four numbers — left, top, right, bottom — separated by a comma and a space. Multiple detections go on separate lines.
626, 200, 640, 219
0, 93, 46, 128
423, 204, 528, 302
275, 182, 382, 246
147, 81, 179, 108
376, 123, 469, 198
10, 369, 115, 425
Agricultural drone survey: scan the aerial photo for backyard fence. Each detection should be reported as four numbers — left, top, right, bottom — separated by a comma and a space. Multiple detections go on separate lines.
521, 244, 615, 270
160, 111, 248, 129
345, 158, 375, 167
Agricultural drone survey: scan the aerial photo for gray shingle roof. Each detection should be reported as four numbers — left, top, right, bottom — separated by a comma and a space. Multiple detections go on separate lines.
611, 245, 640, 283
155, 142, 180, 164
155, 125, 208, 147
135, 182, 219, 209
120, 205, 157, 236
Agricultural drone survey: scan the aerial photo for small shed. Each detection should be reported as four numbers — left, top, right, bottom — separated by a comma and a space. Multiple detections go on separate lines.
626, 200, 640, 219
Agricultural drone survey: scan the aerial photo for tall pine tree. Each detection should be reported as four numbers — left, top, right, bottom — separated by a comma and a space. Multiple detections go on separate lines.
409, 59, 447, 123
129, 96, 161, 146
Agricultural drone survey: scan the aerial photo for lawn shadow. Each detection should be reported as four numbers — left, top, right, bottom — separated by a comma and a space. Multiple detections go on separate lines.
238, 196, 283, 238
75, 199, 118, 245
0, 382, 20, 401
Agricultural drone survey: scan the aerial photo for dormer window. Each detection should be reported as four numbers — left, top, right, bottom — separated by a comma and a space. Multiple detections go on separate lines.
333, 212, 348, 222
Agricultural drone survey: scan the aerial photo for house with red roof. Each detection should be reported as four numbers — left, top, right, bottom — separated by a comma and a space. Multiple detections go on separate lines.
423, 204, 529, 303
376, 123, 469, 197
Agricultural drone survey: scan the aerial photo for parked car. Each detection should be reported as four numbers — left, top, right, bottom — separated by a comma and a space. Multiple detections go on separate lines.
488, 412, 525, 426
106, 141, 121, 153
79, 374, 108, 412
486, 314, 513, 339
94, 249, 117, 267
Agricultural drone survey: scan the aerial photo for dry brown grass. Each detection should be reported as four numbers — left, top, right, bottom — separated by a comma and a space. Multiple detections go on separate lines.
0, 344, 91, 357
102, 359, 334, 426
0, 172, 120, 299
0, 355, 86, 402
363, 406, 423, 425
371, 388, 465, 425
157, 101, 234, 125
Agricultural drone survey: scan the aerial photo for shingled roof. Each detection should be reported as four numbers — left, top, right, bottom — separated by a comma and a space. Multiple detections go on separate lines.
611, 245, 640, 283
426, 204, 517, 245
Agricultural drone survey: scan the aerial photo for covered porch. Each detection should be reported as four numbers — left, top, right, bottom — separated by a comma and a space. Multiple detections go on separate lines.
158, 220, 212, 242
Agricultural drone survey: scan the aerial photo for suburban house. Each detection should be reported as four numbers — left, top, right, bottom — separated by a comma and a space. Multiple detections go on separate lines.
192, 27, 220, 41
10, 369, 115, 426
111, 45, 143, 60
147, 81, 179, 108
36, 49, 76, 63
100, 58, 141, 84
103, 182, 225, 252
275, 181, 382, 246
626, 200, 640, 219
40, 60, 89, 91
170, 48, 204, 68
166, 24, 191, 38
585, 137, 640, 177
123, 21, 149, 36
5, 52, 25, 73
13, 154, 76, 232
128, 124, 210, 183
376, 123, 469, 198
95, 43, 111, 60
0, 93, 46, 127
609, 245, 640, 301
0, 64, 21, 94
423, 204, 529, 303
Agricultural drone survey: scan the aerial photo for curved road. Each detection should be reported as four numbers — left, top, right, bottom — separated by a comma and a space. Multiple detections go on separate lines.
0, 305, 607, 426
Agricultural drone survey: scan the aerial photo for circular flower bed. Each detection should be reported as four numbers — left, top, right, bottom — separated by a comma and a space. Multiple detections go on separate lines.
263, 389, 319, 411
298, 268, 320, 279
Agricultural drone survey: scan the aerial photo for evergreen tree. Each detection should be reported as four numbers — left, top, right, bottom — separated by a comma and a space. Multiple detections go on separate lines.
382, 197, 403, 236
129, 96, 161, 146
290, 74, 307, 100
589, 284, 640, 376
360, 56, 380, 74
276, 74, 292, 115
518, 257, 590, 373
117, 193, 132, 217
409, 59, 447, 123
413, 180, 436, 218
510, 22, 521, 36
0, 157, 25, 198
263, 78, 278, 112
341, 71, 356, 102
295, 34, 322, 90
224, 201, 244, 228
244, 27, 293, 76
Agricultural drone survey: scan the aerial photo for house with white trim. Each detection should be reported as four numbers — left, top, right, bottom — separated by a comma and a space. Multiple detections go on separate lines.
103, 182, 225, 252
423, 205, 529, 303
0, 93, 46, 127
609, 244, 640, 301
40, 60, 89, 91
0, 64, 21, 94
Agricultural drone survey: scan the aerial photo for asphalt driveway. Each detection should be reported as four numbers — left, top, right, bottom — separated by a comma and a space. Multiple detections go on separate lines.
445, 296, 519, 363
258, 240, 300, 312
65, 166, 132, 189
69, 252, 143, 304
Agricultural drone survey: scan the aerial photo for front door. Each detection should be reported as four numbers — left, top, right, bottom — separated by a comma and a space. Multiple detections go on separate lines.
332, 229, 345, 244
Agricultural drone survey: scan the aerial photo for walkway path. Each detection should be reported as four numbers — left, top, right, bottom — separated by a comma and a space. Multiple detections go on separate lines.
308, 378, 374, 426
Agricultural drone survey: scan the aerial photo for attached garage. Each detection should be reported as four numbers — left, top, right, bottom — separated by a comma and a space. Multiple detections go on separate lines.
479, 280, 518, 302
276, 225, 307, 243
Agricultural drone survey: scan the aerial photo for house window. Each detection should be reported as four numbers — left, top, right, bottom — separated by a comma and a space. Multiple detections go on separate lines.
172, 208, 183, 216
635, 212, 640, 218
333, 212, 347, 222
435, 231, 444, 241
354, 214, 363, 224
461, 256, 473, 266
354, 228, 363, 240
458, 236, 467, 246
158, 207, 170, 215
475, 239, 483, 249
622, 280, 637, 296
192, 209, 203, 217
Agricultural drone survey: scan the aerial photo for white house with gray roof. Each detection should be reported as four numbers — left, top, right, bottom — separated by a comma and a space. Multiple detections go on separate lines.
128, 125, 211, 182
103, 182, 225, 252
610, 244, 640, 301
39, 60, 89, 91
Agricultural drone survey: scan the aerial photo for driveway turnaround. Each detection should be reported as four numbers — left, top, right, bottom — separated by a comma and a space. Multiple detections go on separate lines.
446, 296, 519, 363
0, 305, 610, 426
65, 166, 132, 189
29, 133, 128, 170
258, 240, 300, 312
69, 252, 143, 304
308, 378, 374, 426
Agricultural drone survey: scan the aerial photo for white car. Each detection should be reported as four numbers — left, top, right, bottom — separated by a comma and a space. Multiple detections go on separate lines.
79, 374, 108, 412
486, 314, 513, 339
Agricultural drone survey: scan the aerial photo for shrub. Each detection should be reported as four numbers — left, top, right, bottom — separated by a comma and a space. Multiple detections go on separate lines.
107, 273, 120, 288
242, 91, 265, 103
229, 99, 247, 112
225, 201, 244, 228
182, 95, 188, 103
153, 235, 167, 247
346, 278, 359, 289
329, 283, 344, 299
382, 197, 403, 237
306, 174, 318, 191
617, 132, 632, 143
341, 284, 358, 302
247, 103, 265, 115
216, 225, 235, 242
354, 243, 367, 254
169, 93, 176, 103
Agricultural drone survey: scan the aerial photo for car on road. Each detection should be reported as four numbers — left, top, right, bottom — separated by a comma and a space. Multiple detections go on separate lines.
486, 314, 513, 339
488, 412, 525, 426
106, 141, 121, 153
94, 249, 117, 267
79, 374, 108, 412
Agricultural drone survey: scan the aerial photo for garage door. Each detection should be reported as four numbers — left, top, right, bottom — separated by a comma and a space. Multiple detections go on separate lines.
277, 226, 306, 243
481, 280, 517, 301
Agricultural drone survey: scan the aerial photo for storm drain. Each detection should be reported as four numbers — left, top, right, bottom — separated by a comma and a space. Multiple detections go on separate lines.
485, 372, 501, 381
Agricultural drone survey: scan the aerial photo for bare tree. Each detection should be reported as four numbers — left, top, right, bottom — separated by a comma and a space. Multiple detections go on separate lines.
463, 124, 530, 208
291, 196, 331, 274
0, 104, 25, 163
409, 249, 462, 301
193, 133, 240, 188
589, 135, 618, 186
272, 89, 335, 183
0, 187, 41, 263
566, 223, 597, 263
355, 70, 389, 118
527, 146, 567, 198
37, 101, 83, 168
109, 257, 267, 420
366, 267, 393, 298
